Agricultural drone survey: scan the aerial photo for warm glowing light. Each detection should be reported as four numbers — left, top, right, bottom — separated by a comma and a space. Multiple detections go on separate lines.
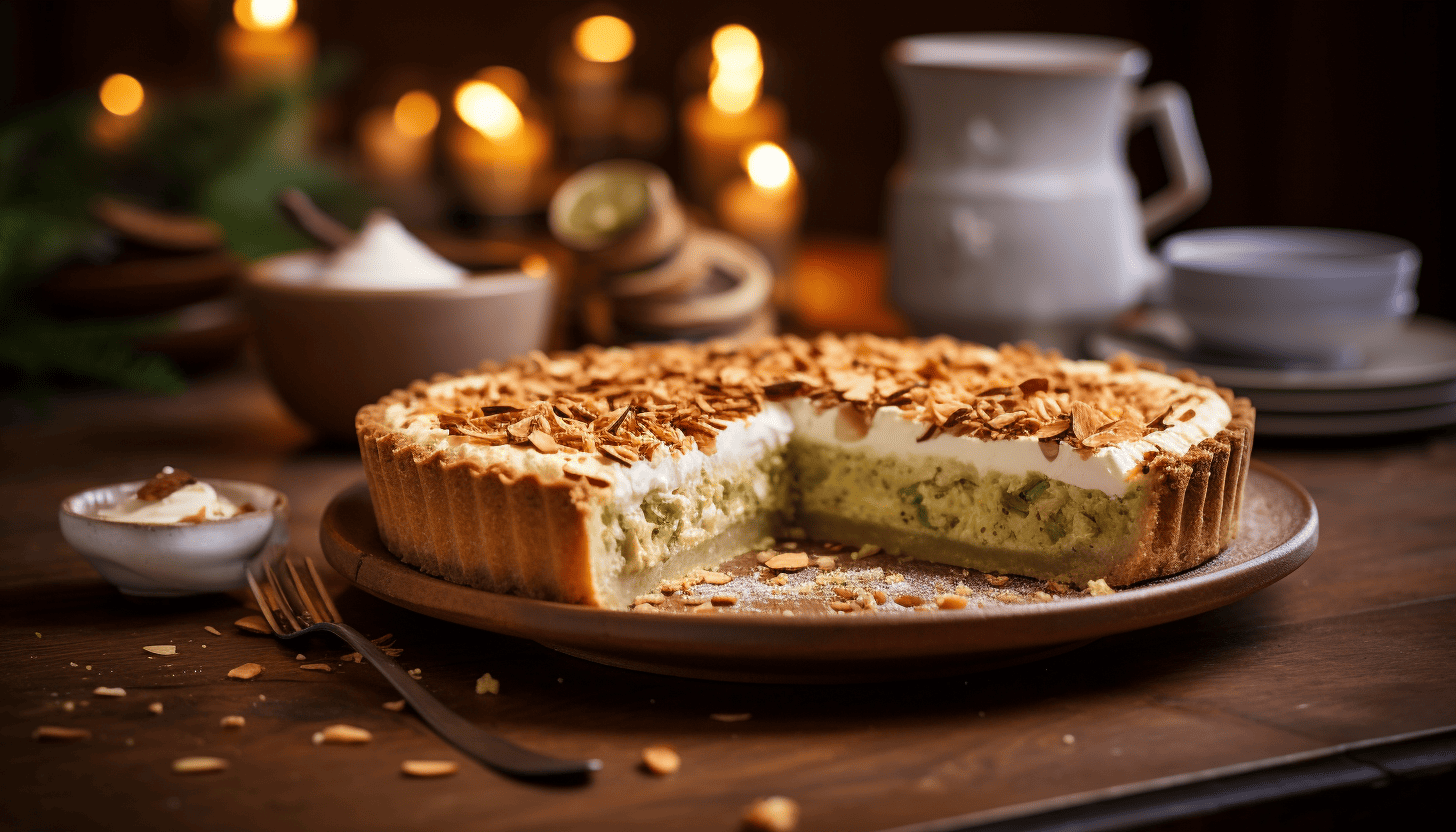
474, 66, 529, 104
573, 15, 634, 63
745, 142, 794, 190
455, 81, 524, 141
708, 63, 762, 113
234, 0, 296, 32
521, 254, 550, 277
393, 91, 439, 138
712, 25, 760, 70
98, 74, 144, 117
708, 24, 763, 114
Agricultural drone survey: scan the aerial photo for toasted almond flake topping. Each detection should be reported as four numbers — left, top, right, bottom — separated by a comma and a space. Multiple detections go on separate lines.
142, 645, 176, 656
148, 702, 164, 714
33, 726, 91, 741
387, 335, 1223, 466
220, 715, 246, 728
93, 686, 126, 697
1085, 578, 1116, 596
710, 595, 737, 606
936, 595, 969, 610
203, 626, 222, 636
814, 556, 837, 571
526, 429, 559, 454
137, 467, 195, 501
227, 663, 263, 680
402, 760, 459, 777
233, 615, 270, 635
316, 724, 372, 744
641, 744, 681, 775
382, 700, 406, 712
743, 796, 800, 832
172, 756, 228, 774
894, 595, 925, 608
299, 664, 332, 672
985, 575, 1011, 588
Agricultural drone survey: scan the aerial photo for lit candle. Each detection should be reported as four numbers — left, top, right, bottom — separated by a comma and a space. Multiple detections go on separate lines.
716, 141, 804, 279
553, 14, 634, 162
88, 73, 147, 152
681, 25, 786, 205
219, 0, 315, 87
446, 78, 552, 216
359, 90, 439, 183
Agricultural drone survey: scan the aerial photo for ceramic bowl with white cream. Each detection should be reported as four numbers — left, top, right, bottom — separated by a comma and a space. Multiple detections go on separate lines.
60, 470, 288, 597
246, 212, 556, 440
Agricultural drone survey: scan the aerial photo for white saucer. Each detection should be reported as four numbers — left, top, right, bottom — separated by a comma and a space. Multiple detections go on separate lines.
1087, 314, 1456, 436
1088, 315, 1456, 391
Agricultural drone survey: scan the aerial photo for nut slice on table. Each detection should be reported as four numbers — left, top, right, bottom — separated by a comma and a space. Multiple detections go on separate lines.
172, 756, 229, 774
401, 760, 459, 777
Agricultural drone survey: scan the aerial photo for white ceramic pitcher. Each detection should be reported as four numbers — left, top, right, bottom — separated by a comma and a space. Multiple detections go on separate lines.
886, 33, 1210, 353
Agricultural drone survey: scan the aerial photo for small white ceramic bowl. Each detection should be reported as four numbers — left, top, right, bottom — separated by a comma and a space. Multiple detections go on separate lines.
59, 480, 288, 597
245, 243, 555, 442
1162, 227, 1420, 368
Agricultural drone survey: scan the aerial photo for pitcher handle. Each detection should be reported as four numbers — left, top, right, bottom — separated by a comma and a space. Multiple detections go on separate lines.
1131, 81, 1211, 238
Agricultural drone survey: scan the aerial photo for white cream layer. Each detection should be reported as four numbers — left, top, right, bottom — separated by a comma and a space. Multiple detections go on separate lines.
390, 363, 1229, 504
98, 481, 242, 524
785, 368, 1231, 497
389, 401, 794, 511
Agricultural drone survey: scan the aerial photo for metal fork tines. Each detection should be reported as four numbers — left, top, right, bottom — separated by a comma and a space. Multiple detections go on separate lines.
246, 558, 601, 779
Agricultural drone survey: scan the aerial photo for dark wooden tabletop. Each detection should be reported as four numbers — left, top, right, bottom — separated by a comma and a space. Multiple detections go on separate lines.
3, 263, 1454, 830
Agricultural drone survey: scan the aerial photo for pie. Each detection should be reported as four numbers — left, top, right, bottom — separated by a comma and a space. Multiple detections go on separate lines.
356, 335, 1254, 609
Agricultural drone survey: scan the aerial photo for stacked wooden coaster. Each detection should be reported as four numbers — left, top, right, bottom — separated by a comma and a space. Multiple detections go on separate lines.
549, 160, 775, 345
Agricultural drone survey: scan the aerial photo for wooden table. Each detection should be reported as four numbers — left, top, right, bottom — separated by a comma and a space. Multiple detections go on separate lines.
3, 306, 1454, 830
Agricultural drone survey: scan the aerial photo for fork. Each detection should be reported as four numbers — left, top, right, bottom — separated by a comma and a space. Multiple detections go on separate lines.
245, 558, 602, 779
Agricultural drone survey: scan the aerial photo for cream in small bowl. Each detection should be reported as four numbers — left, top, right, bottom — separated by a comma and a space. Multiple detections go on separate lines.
59, 468, 288, 597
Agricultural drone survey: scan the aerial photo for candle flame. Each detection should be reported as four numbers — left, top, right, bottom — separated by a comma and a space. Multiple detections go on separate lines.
708, 24, 763, 114
474, 66, 529, 104
455, 81, 523, 141
573, 15, 634, 63
99, 73, 144, 117
745, 142, 794, 190
234, 0, 296, 32
393, 91, 439, 139
711, 24, 760, 69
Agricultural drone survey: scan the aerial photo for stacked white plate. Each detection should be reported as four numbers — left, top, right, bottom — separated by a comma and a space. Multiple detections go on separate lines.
1088, 315, 1456, 437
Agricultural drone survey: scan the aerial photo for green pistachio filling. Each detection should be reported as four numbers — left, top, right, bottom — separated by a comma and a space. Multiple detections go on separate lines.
597, 449, 790, 577
788, 439, 1147, 584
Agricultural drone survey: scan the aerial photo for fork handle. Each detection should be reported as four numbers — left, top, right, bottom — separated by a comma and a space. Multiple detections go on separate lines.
297, 622, 601, 778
